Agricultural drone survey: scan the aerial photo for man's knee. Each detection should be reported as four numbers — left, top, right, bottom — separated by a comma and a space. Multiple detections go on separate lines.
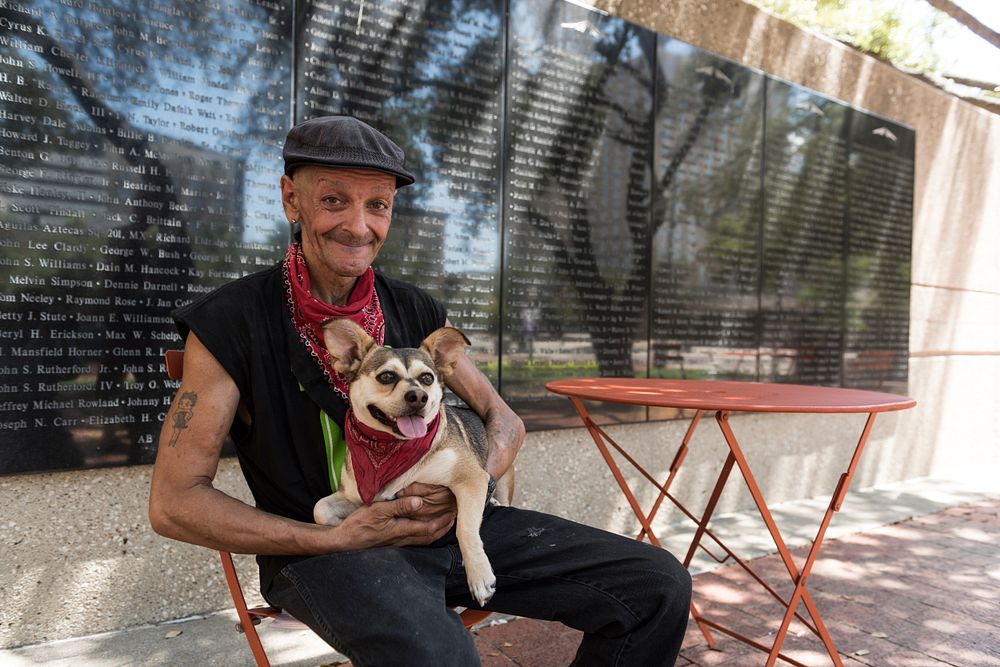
658, 547, 692, 596
636, 546, 692, 623
270, 551, 481, 665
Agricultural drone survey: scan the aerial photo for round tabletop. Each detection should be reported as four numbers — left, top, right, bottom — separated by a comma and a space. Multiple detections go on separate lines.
545, 378, 916, 414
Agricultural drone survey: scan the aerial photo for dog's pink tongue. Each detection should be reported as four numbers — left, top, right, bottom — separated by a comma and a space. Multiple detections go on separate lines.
396, 415, 428, 439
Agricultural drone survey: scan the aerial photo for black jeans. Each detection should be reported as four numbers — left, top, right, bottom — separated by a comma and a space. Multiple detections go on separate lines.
265, 506, 691, 667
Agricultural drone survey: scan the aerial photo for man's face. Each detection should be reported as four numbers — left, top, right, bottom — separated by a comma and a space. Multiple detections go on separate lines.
281, 166, 396, 282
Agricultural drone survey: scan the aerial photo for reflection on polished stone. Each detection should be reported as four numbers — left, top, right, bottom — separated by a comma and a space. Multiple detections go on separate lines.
759, 79, 849, 386
650, 38, 764, 383
501, 0, 654, 426
297, 0, 504, 373
0, 0, 292, 473
0, 0, 915, 474
844, 111, 913, 393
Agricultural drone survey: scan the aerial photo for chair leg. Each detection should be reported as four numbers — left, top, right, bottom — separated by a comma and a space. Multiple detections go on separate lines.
219, 551, 271, 667
459, 608, 492, 629
218, 550, 489, 665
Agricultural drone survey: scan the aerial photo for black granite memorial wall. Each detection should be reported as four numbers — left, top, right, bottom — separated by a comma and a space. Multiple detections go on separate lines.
759, 79, 849, 387
843, 112, 913, 393
649, 39, 764, 389
0, 0, 914, 474
296, 0, 504, 373
0, 0, 292, 473
501, 0, 654, 426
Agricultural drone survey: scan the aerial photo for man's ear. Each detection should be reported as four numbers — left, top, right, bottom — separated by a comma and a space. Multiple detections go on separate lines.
280, 173, 301, 224
322, 319, 375, 377
421, 327, 470, 377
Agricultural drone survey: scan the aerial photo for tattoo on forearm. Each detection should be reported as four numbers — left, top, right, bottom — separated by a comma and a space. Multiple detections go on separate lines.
168, 391, 198, 447
487, 417, 516, 448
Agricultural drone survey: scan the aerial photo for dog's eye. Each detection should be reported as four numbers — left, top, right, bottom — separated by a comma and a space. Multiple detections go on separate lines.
418, 372, 435, 386
376, 371, 397, 385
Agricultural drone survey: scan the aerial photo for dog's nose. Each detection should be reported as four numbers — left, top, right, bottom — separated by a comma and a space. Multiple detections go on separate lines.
405, 389, 428, 408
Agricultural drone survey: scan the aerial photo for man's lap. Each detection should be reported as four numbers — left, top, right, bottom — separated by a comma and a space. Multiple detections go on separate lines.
264, 506, 691, 666
268, 505, 688, 622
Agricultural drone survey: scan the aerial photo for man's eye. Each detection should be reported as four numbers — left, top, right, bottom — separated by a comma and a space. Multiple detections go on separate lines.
418, 372, 435, 386
369, 201, 388, 210
376, 371, 397, 384
322, 197, 342, 206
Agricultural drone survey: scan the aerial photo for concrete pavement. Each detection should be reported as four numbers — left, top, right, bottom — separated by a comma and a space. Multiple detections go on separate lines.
3, 477, 995, 667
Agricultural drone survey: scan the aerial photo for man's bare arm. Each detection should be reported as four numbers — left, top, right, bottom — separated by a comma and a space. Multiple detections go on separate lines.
442, 327, 525, 479
148, 332, 454, 555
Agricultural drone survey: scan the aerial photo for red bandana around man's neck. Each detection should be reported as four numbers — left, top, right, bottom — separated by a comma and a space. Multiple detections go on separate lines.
283, 242, 384, 399
345, 408, 441, 504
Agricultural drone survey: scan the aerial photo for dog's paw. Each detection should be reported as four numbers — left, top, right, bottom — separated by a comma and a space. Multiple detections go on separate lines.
468, 574, 496, 607
314, 505, 346, 526
313, 494, 357, 526
466, 562, 496, 607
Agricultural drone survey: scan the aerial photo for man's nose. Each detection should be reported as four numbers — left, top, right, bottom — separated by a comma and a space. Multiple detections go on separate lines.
344, 204, 368, 231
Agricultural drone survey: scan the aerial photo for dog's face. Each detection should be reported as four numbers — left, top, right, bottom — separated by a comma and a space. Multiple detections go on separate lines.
322, 319, 469, 439
346, 345, 444, 438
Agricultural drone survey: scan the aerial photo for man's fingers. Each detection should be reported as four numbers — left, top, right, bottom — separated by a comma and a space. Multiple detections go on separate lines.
396, 514, 455, 545
400, 482, 448, 497
339, 494, 455, 549
398, 484, 456, 516
385, 495, 422, 516
375, 494, 452, 523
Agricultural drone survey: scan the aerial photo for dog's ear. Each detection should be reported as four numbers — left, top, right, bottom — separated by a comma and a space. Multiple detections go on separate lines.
322, 318, 375, 377
421, 327, 470, 377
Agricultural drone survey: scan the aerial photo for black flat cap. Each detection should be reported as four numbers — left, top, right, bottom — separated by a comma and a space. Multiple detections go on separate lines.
282, 116, 415, 187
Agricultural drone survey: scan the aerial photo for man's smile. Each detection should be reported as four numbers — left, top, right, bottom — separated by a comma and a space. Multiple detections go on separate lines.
322, 230, 378, 248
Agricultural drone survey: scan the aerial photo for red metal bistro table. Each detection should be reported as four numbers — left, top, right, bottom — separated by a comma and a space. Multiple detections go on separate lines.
545, 378, 916, 667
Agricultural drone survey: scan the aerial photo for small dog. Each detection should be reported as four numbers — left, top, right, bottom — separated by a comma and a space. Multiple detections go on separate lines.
313, 318, 514, 607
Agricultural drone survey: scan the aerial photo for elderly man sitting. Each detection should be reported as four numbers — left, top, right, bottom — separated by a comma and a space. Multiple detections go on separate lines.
149, 115, 691, 667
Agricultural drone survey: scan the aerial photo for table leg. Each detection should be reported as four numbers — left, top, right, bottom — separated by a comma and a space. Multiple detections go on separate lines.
714, 410, 878, 667
567, 398, 717, 645
681, 443, 737, 648
682, 451, 735, 570
637, 410, 703, 542
568, 397, 662, 547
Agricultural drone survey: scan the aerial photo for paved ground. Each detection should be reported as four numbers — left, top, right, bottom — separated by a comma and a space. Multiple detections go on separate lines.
474, 496, 1000, 667
4, 478, 997, 666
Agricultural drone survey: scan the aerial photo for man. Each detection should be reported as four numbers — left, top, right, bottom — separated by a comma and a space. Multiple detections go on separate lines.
149, 116, 691, 666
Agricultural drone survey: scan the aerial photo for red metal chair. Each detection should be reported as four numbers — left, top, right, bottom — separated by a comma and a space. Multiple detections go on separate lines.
163, 349, 490, 666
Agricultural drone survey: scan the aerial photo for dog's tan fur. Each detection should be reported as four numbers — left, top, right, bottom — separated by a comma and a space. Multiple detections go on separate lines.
313, 319, 514, 606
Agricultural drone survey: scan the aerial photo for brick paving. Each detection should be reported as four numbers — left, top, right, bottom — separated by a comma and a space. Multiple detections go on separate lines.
469, 497, 1000, 667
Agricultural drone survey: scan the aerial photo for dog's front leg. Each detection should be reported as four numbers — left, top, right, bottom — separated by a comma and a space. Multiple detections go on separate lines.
452, 471, 495, 607
314, 491, 359, 526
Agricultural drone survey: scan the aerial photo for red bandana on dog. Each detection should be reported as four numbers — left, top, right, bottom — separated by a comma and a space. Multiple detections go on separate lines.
283, 242, 385, 399
345, 408, 441, 504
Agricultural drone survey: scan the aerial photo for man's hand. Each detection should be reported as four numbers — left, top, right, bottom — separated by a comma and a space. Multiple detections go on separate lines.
399, 482, 457, 520
333, 484, 456, 549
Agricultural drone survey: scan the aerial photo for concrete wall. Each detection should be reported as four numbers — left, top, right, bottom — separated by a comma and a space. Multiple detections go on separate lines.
2, 0, 997, 649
